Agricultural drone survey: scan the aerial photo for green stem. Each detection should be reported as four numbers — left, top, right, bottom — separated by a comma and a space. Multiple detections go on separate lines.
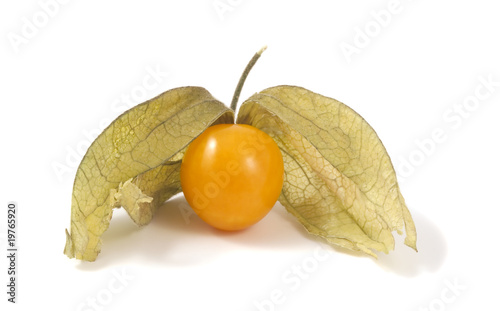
230, 46, 267, 113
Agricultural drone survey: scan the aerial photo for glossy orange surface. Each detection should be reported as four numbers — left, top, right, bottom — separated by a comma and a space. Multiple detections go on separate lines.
180, 124, 284, 230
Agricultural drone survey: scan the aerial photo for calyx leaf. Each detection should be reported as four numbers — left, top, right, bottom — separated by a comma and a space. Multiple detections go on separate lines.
64, 87, 233, 261
237, 86, 417, 257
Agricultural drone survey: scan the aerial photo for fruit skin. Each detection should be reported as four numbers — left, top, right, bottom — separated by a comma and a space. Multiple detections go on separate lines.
180, 124, 284, 231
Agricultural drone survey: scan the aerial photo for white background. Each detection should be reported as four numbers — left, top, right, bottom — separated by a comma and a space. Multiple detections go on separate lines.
1, 0, 499, 310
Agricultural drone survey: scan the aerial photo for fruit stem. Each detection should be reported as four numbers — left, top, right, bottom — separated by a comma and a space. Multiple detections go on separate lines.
230, 46, 267, 113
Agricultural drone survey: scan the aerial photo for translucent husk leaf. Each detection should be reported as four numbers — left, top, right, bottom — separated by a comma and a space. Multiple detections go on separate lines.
237, 86, 417, 257
64, 87, 234, 261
